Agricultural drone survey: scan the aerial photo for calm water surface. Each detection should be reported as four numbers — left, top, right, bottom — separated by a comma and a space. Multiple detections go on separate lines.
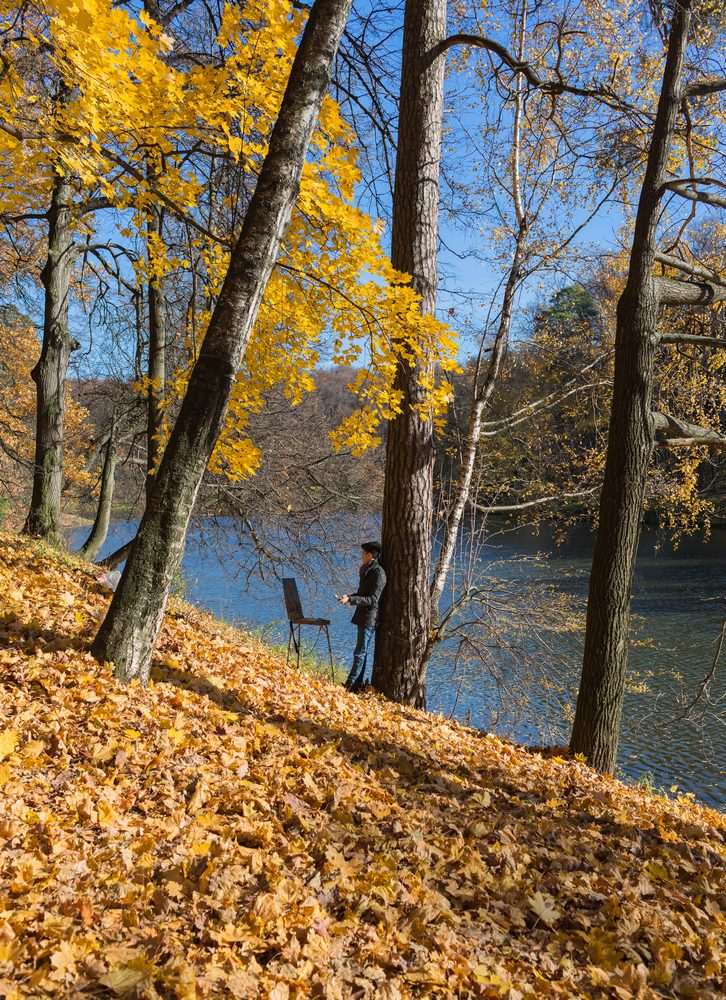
72, 521, 725, 808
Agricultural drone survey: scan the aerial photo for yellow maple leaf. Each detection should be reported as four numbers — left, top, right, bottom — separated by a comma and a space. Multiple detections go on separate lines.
0, 729, 18, 761
50, 940, 77, 976
98, 800, 117, 828
529, 891, 561, 926
100, 967, 147, 992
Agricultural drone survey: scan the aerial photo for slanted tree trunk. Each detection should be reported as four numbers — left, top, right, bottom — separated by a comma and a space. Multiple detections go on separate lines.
78, 421, 118, 562
24, 168, 78, 546
570, 0, 693, 773
372, 0, 446, 708
91, 0, 354, 683
98, 539, 133, 571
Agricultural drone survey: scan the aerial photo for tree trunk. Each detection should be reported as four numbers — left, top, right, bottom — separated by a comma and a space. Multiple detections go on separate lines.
98, 539, 133, 571
146, 201, 166, 503
78, 423, 117, 562
23, 168, 78, 546
91, 0, 354, 683
372, 0, 446, 708
570, 0, 692, 773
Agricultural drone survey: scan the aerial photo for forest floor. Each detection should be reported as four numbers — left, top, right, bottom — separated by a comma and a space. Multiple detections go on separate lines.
1, 533, 725, 999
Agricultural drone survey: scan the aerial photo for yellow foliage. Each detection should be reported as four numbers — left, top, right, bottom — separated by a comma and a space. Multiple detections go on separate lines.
1, 0, 458, 479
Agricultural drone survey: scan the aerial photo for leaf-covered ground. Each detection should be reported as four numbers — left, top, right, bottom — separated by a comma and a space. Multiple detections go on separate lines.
1, 534, 724, 999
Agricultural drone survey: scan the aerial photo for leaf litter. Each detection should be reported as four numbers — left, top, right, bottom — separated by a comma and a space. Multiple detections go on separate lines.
0, 534, 724, 998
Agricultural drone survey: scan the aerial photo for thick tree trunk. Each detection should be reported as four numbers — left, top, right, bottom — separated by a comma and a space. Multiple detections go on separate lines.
91, 0, 353, 683
372, 0, 446, 708
78, 425, 117, 562
23, 169, 78, 547
570, 0, 692, 773
146, 201, 166, 503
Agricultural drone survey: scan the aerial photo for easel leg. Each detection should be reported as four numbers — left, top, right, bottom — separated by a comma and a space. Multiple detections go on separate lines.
324, 627, 334, 680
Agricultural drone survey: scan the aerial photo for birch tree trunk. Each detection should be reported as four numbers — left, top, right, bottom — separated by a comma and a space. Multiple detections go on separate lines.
91, 0, 354, 682
428, 4, 529, 630
428, 224, 526, 625
371, 0, 446, 708
570, 0, 693, 773
23, 168, 78, 546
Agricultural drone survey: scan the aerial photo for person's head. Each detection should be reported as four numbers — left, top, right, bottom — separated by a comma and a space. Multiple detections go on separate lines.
360, 541, 381, 565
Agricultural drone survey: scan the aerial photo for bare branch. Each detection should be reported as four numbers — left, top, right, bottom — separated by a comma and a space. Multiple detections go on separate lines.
430, 35, 651, 118
0, 211, 48, 223
79, 196, 114, 216
473, 486, 600, 514
480, 352, 613, 435
669, 614, 726, 723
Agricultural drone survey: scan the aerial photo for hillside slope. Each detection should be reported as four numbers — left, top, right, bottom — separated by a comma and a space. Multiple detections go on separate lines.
1, 534, 724, 998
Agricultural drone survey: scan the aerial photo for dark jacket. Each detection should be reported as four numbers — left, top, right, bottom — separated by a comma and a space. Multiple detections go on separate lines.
349, 559, 386, 628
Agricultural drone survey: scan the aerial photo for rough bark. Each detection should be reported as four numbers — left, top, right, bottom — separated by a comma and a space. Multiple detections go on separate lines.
655, 276, 726, 306
144, 6, 167, 501
91, 0, 354, 683
23, 168, 79, 546
372, 0, 446, 708
146, 199, 166, 502
78, 425, 118, 562
570, 0, 693, 773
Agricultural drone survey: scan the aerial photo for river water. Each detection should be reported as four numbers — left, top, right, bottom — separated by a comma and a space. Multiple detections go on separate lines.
71, 520, 726, 808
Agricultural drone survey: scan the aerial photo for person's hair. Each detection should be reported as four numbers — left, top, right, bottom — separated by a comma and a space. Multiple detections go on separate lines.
361, 541, 382, 559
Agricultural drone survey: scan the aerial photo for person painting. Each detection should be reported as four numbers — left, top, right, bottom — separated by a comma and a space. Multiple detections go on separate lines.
337, 541, 386, 692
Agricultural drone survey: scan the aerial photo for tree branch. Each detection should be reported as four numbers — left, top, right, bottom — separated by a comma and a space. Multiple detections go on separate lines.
655, 276, 726, 305
655, 250, 726, 288
430, 34, 651, 117
661, 179, 726, 209
472, 486, 600, 514
659, 333, 726, 348
685, 76, 726, 98
651, 411, 726, 448
0, 211, 48, 223
480, 352, 613, 435
0, 118, 233, 247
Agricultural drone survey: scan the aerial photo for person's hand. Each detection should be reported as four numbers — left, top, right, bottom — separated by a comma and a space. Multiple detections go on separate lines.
339, 594, 350, 605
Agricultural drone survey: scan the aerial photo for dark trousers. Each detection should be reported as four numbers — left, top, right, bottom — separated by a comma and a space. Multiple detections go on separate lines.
345, 625, 375, 692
